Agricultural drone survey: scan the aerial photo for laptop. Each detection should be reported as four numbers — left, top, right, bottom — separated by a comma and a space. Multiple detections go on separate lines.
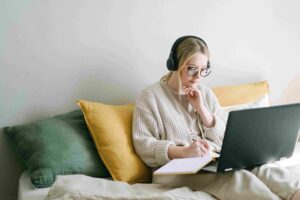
203, 103, 300, 173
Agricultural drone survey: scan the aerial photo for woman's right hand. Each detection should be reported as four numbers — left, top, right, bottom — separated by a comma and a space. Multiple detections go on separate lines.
183, 140, 210, 158
167, 139, 210, 160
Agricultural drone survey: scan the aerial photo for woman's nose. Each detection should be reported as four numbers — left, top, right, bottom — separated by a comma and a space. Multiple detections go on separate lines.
194, 70, 201, 78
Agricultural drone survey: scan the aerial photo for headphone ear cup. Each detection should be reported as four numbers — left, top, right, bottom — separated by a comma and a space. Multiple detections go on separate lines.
166, 56, 176, 71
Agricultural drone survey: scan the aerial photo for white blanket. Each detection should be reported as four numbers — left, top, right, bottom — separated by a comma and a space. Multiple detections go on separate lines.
45, 175, 216, 200
46, 143, 300, 200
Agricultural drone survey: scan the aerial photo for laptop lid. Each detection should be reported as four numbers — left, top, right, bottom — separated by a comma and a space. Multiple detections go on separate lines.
217, 103, 300, 172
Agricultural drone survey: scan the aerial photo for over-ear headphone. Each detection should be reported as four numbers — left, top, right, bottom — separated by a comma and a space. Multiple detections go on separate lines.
166, 35, 210, 71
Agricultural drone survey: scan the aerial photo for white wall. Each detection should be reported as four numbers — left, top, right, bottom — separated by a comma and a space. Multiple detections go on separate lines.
1, 0, 300, 199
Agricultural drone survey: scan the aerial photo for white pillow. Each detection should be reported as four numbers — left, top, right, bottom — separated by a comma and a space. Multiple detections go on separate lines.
222, 94, 270, 113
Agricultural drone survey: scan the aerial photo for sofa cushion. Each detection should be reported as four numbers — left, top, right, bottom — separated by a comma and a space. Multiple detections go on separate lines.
77, 100, 152, 184
222, 94, 269, 112
4, 110, 110, 188
212, 80, 269, 107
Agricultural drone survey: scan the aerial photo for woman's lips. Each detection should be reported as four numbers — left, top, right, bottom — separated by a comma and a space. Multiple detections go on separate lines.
189, 80, 199, 84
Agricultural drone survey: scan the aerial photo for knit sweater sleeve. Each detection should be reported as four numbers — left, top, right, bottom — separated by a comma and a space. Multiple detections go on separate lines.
132, 90, 175, 168
201, 87, 228, 147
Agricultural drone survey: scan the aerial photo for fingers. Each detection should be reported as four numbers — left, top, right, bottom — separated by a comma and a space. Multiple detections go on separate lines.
195, 146, 207, 157
199, 145, 208, 154
183, 87, 196, 96
194, 139, 209, 149
201, 140, 210, 150
192, 140, 208, 156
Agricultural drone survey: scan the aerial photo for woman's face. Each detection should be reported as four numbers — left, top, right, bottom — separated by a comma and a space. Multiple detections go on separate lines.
180, 52, 209, 88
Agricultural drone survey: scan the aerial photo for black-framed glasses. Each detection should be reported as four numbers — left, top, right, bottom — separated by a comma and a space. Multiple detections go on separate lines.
187, 66, 212, 77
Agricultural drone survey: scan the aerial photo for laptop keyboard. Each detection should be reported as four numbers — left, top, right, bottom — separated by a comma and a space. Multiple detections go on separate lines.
202, 160, 219, 172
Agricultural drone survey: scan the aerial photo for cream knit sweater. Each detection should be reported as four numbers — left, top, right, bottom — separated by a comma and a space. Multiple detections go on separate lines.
132, 79, 228, 168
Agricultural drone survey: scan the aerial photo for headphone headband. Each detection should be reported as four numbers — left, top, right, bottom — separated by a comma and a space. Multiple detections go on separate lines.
166, 35, 210, 71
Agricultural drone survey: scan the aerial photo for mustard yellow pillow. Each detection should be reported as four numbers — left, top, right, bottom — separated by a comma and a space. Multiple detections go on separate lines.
212, 80, 269, 107
77, 100, 152, 183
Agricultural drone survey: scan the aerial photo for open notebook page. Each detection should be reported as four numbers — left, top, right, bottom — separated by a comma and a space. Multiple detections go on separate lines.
153, 153, 215, 175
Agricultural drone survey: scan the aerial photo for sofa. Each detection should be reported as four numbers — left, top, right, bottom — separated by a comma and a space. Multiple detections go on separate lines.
4, 80, 300, 200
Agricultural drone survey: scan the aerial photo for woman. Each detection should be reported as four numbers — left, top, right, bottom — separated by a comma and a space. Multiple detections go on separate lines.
132, 35, 300, 200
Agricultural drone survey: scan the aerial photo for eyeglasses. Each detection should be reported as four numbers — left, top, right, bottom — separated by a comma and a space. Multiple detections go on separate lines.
187, 66, 212, 77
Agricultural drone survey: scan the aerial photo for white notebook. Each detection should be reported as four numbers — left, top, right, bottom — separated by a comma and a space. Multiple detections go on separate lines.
153, 152, 219, 175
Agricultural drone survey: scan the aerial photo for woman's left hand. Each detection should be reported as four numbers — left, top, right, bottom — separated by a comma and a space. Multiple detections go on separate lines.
183, 86, 204, 111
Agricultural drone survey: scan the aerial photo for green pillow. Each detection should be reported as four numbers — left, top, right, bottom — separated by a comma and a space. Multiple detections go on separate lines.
4, 110, 110, 188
